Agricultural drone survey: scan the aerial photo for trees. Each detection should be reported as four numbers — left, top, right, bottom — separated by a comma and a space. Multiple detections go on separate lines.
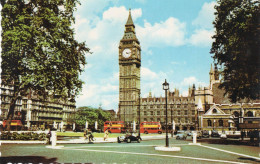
211, 0, 260, 102
75, 107, 112, 131
1, 0, 90, 130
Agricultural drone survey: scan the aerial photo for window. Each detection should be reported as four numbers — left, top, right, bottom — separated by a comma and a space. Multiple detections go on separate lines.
207, 120, 212, 126
213, 109, 217, 113
157, 111, 160, 115
150, 118, 154, 121
177, 111, 181, 115
246, 111, 253, 117
144, 111, 147, 115
192, 117, 195, 122
233, 111, 239, 117
218, 120, 223, 127
192, 110, 195, 115
150, 111, 153, 115
157, 118, 160, 122
184, 110, 188, 115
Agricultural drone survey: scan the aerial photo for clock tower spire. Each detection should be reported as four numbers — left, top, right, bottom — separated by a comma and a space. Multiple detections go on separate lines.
118, 9, 141, 125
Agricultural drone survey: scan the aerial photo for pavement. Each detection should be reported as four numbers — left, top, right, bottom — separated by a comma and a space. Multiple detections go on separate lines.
1, 137, 260, 164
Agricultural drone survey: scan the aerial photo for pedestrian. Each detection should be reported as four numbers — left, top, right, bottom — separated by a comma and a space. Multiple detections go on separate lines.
88, 129, 94, 142
104, 129, 109, 141
84, 128, 88, 140
47, 128, 52, 145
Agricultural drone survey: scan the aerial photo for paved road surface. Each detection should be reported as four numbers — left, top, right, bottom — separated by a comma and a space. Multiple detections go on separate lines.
1, 138, 259, 163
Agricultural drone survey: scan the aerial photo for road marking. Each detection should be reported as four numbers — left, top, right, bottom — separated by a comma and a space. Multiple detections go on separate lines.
59, 147, 249, 164
199, 144, 260, 161
62, 144, 189, 149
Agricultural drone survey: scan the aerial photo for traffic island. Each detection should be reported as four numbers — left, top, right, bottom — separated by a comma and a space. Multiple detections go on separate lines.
154, 146, 181, 151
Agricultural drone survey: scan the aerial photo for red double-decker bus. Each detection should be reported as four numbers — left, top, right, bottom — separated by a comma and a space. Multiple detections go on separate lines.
3, 120, 23, 130
140, 122, 162, 134
104, 121, 125, 133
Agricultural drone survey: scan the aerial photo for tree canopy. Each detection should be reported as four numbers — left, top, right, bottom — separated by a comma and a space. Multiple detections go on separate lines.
1, 0, 90, 129
75, 107, 112, 130
210, 0, 260, 102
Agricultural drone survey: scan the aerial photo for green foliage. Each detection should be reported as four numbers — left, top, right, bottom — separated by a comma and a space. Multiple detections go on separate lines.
75, 107, 112, 130
211, 0, 260, 102
1, 0, 90, 129
0, 132, 47, 140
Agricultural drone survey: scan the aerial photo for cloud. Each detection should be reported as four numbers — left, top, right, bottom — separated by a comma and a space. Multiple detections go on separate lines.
141, 67, 168, 97
189, 29, 214, 47
188, 2, 216, 47
76, 82, 118, 109
182, 77, 197, 86
192, 2, 216, 29
75, 6, 142, 57
137, 17, 186, 50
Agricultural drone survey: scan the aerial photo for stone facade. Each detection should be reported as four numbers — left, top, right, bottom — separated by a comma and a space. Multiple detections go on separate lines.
140, 90, 196, 130
118, 9, 141, 123
0, 83, 76, 130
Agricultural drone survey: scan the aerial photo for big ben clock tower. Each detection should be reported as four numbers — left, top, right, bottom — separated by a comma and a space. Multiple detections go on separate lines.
118, 9, 141, 125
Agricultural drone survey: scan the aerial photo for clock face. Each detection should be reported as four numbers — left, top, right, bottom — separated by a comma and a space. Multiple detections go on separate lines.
122, 48, 131, 58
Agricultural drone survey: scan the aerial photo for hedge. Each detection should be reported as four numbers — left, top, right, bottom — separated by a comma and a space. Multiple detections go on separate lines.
0, 132, 47, 140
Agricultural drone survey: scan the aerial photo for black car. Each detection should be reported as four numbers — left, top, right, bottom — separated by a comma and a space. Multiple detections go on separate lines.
202, 130, 210, 138
211, 130, 220, 137
117, 133, 141, 143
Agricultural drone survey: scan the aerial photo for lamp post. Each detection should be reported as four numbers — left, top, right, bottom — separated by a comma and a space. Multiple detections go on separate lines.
162, 79, 169, 147
171, 108, 173, 137
138, 90, 141, 137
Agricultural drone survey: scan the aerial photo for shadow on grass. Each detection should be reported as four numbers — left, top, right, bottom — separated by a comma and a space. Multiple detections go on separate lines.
238, 157, 260, 163
0, 156, 58, 164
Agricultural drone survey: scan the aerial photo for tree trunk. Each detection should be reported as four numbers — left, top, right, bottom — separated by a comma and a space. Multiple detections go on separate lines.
6, 85, 19, 132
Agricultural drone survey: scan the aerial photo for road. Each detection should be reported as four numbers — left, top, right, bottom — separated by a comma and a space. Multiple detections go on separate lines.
1, 138, 259, 163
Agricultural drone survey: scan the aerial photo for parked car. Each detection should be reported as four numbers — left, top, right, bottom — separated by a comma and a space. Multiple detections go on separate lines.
176, 131, 187, 140
185, 131, 192, 136
117, 133, 141, 143
191, 131, 202, 139
211, 130, 220, 137
220, 133, 227, 139
202, 130, 210, 138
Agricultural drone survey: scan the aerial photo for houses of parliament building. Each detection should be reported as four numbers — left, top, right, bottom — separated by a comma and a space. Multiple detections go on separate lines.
118, 10, 260, 131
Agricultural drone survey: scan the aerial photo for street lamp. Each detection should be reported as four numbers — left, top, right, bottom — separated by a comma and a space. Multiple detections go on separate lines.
162, 79, 169, 147
171, 107, 173, 137
138, 90, 141, 137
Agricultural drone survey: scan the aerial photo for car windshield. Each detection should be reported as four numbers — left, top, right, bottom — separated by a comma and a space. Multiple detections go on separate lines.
177, 131, 185, 134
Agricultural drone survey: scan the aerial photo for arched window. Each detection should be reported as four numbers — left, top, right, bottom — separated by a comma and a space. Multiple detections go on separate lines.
219, 120, 223, 127
207, 120, 212, 126
246, 111, 253, 117
233, 111, 239, 117
213, 109, 217, 114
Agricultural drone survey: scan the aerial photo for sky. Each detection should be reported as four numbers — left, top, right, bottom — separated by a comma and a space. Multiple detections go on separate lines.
0, 0, 217, 111
74, 0, 217, 111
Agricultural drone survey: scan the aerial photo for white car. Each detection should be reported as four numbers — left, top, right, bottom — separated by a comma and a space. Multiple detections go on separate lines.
220, 133, 227, 139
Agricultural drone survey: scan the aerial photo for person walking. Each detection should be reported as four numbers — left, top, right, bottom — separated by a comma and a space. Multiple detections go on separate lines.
104, 129, 109, 141
84, 128, 88, 140
88, 129, 94, 142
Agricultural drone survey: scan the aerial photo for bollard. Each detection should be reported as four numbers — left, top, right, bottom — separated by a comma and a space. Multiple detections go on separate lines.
193, 132, 197, 144
51, 131, 57, 147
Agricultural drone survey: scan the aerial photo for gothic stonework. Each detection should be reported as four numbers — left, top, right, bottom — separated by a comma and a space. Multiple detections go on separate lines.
118, 9, 141, 124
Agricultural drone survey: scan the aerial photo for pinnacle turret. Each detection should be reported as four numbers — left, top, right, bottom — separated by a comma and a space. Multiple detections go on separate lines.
126, 9, 134, 26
